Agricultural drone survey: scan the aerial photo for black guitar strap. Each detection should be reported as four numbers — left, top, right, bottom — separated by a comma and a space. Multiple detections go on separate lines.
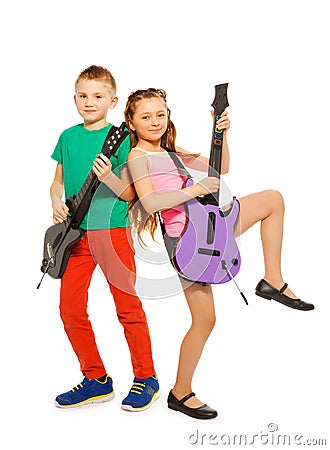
157, 149, 192, 237
165, 148, 193, 179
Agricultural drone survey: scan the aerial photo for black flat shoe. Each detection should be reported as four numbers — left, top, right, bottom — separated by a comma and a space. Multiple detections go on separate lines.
167, 390, 217, 420
255, 279, 314, 311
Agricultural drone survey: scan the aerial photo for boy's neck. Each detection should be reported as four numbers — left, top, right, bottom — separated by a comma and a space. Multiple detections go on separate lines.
84, 119, 109, 131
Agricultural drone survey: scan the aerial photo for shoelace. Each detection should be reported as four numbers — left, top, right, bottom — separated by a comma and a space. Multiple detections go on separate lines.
69, 375, 110, 392
71, 382, 85, 392
130, 382, 146, 395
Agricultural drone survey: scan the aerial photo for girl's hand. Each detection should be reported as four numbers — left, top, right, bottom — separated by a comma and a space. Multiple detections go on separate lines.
93, 154, 113, 181
212, 110, 230, 132
194, 176, 220, 196
52, 200, 69, 224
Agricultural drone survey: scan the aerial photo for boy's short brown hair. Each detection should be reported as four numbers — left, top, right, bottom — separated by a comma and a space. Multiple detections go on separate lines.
75, 65, 117, 93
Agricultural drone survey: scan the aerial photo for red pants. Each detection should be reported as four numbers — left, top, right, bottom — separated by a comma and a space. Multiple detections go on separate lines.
59, 227, 155, 379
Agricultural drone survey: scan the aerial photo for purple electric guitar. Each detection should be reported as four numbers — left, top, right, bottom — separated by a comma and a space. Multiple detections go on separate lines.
167, 84, 247, 302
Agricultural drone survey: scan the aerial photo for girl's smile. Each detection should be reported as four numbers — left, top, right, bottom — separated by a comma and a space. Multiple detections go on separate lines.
129, 97, 168, 148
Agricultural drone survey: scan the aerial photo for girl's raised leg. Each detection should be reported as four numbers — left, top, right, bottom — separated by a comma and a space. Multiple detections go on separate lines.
236, 189, 297, 298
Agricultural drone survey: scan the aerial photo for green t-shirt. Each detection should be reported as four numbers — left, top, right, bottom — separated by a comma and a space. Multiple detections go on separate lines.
51, 123, 130, 230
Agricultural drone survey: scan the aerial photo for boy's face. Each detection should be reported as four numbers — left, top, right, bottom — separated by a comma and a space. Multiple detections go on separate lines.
74, 79, 118, 129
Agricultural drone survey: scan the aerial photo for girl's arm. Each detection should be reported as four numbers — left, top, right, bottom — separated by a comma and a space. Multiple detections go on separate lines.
93, 154, 136, 202
128, 150, 219, 215
50, 163, 69, 224
177, 111, 230, 174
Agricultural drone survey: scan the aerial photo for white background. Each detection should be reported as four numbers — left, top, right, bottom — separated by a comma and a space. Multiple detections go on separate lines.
1, 0, 329, 449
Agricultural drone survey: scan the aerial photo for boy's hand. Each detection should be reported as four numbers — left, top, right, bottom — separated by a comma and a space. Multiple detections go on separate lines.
212, 110, 230, 132
52, 200, 69, 224
93, 154, 113, 182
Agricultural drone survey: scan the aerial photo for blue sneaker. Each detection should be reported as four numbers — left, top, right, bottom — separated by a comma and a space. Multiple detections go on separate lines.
55, 374, 114, 408
121, 375, 160, 411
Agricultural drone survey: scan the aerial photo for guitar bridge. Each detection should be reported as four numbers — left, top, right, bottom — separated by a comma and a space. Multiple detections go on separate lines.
198, 248, 221, 256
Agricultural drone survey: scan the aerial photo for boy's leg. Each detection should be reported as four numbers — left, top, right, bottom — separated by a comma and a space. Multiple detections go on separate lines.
59, 234, 106, 379
87, 228, 155, 378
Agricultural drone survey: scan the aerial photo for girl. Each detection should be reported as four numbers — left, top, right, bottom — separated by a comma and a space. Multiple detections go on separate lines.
125, 88, 314, 420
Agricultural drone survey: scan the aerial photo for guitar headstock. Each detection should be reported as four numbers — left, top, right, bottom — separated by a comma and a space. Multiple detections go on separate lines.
212, 83, 229, 118
103, 122, 129, 158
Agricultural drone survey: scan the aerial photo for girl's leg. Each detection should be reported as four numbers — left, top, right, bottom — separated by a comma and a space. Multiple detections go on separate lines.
172, 282, 216, 408
236, 189, 296, 298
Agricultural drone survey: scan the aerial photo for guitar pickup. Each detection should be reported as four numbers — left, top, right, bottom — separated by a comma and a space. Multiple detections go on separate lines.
198, 248, 221, 256
207, 211, 216, 244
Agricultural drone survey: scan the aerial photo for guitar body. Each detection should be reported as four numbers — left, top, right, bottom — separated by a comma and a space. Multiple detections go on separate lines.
41, 219, 85, 279
172, 179, 241, 284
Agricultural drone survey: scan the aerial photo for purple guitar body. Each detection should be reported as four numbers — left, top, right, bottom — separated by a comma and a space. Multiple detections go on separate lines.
172, 178, 241, 284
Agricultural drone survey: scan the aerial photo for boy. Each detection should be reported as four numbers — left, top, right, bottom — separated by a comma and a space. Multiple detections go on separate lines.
50, 65, 159, 411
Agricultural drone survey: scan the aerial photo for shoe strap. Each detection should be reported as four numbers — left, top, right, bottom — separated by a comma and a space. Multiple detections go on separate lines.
133, 376, 158, 391
178, 392, 196, 405
279, 283, 288, 294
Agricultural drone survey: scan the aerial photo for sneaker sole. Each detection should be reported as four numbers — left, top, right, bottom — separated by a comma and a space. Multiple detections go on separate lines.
55, 391, 115, 408
121, 389, 160, 412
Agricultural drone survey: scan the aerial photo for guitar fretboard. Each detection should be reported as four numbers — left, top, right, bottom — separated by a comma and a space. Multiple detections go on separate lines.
204, 84, 229, 206
71, 125, 127, 211
208, 115, 224, 179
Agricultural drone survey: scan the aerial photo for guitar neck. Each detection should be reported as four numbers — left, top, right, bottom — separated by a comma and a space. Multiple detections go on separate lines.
70, 170, 99, 213
204, 83, 229, 206
208, 115, 224, 178
66, 123, 129, 228
204, 115, 224, 205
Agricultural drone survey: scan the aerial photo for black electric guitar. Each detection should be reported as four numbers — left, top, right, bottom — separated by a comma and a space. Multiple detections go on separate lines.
37, 122, 129, 288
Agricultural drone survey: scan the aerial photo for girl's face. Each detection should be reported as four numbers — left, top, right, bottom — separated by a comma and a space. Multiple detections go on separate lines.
129, 97, 168, 145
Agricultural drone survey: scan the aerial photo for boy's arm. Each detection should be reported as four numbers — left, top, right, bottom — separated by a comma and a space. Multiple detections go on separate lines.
50, 163, 69, 224
93, 155, 136, 202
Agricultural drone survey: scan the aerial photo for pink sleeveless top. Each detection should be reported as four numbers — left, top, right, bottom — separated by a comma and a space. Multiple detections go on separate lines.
132, 147, 187, 237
